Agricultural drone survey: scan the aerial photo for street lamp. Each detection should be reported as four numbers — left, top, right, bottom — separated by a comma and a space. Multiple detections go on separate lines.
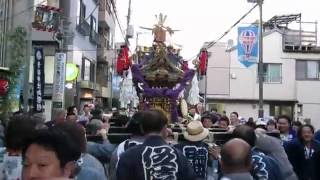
136, 32, 142, 50
247, 0, 264, 118
135, 32, 148, 50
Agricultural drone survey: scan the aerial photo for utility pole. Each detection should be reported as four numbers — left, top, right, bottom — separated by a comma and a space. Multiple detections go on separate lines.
258, 0, 264, 118
247, 0, 264, 118
204, 74, 207, 111
136, 32, 141, 50
23, 0, 34, 112
125, 0, 131, 44
51, 10, 66, 120
109, 50, 116, 108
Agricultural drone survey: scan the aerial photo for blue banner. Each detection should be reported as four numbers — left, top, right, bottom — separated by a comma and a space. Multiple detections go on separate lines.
238, 26, 259, 68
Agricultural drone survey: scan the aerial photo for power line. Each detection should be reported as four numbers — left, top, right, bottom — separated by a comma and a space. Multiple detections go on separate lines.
205, 3, 258, 49
190, 4, 259, 61
110, 0, 127, 42
84, 3, 99, 21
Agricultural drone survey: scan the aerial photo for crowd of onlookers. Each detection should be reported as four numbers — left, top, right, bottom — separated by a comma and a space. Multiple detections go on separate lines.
0, 104, 319, 180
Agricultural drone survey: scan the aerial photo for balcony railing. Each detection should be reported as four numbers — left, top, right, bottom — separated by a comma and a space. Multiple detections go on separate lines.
283, 30, 317, 46
282, 22, 318, 52
76, 16, 90, 36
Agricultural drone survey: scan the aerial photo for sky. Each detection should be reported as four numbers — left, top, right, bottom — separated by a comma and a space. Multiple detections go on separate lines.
115, 0, 320, 60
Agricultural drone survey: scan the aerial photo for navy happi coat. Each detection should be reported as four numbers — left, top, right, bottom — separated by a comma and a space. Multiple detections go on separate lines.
174, 141, 209, 180
116, 135, 196, 180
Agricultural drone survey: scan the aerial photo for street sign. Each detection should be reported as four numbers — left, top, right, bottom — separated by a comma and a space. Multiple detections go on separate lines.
52, 53, 66, 108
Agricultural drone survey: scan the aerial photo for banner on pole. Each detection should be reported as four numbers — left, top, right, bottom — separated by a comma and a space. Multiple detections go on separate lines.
52, 53, 66, 108
33, 48, 45, 112
238, 26, 259, 68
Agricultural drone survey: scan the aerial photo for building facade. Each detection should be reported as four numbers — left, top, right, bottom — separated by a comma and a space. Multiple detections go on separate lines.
0, 0, 62, 120
0, 0, 11, 67
0, 0, 117, 120
61, 0, 99, 110
96, 0, 116, 109
204, 15, 320, 128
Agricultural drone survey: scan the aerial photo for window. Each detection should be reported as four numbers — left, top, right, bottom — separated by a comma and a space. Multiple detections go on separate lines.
79, 0, 86, 22
90, 15, 96, 34
90, 62, 95, 82
106, 62, 110, 82
89, 15, 97, 43
259, 63, 282, 83
297, 104, 303, 116
296, 60, 320, 80
270, 104, 293, 119
108, 32, 113, 49
82, 58, 95, 82
83, 59, 90, 81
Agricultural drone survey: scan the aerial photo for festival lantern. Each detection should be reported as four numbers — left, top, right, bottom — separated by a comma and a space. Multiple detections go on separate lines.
199, 49, 208, 76
116, 45, 132, 76
0, 79, 9, 96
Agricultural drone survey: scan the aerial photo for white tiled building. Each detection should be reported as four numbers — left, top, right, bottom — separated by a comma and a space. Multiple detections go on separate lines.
203, 14, 320, 128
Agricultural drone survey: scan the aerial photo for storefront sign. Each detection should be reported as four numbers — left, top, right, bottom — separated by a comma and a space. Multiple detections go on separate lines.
33, 48, 45, 112
52, 53, 66, 108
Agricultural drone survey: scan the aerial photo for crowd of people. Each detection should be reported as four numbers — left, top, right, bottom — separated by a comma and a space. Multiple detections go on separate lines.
0, 104, 319, 180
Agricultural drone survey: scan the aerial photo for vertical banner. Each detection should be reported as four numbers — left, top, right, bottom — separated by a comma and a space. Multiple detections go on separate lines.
238, 26, 259, 68
33, 48, 45, 112
52, 53, 66, 108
